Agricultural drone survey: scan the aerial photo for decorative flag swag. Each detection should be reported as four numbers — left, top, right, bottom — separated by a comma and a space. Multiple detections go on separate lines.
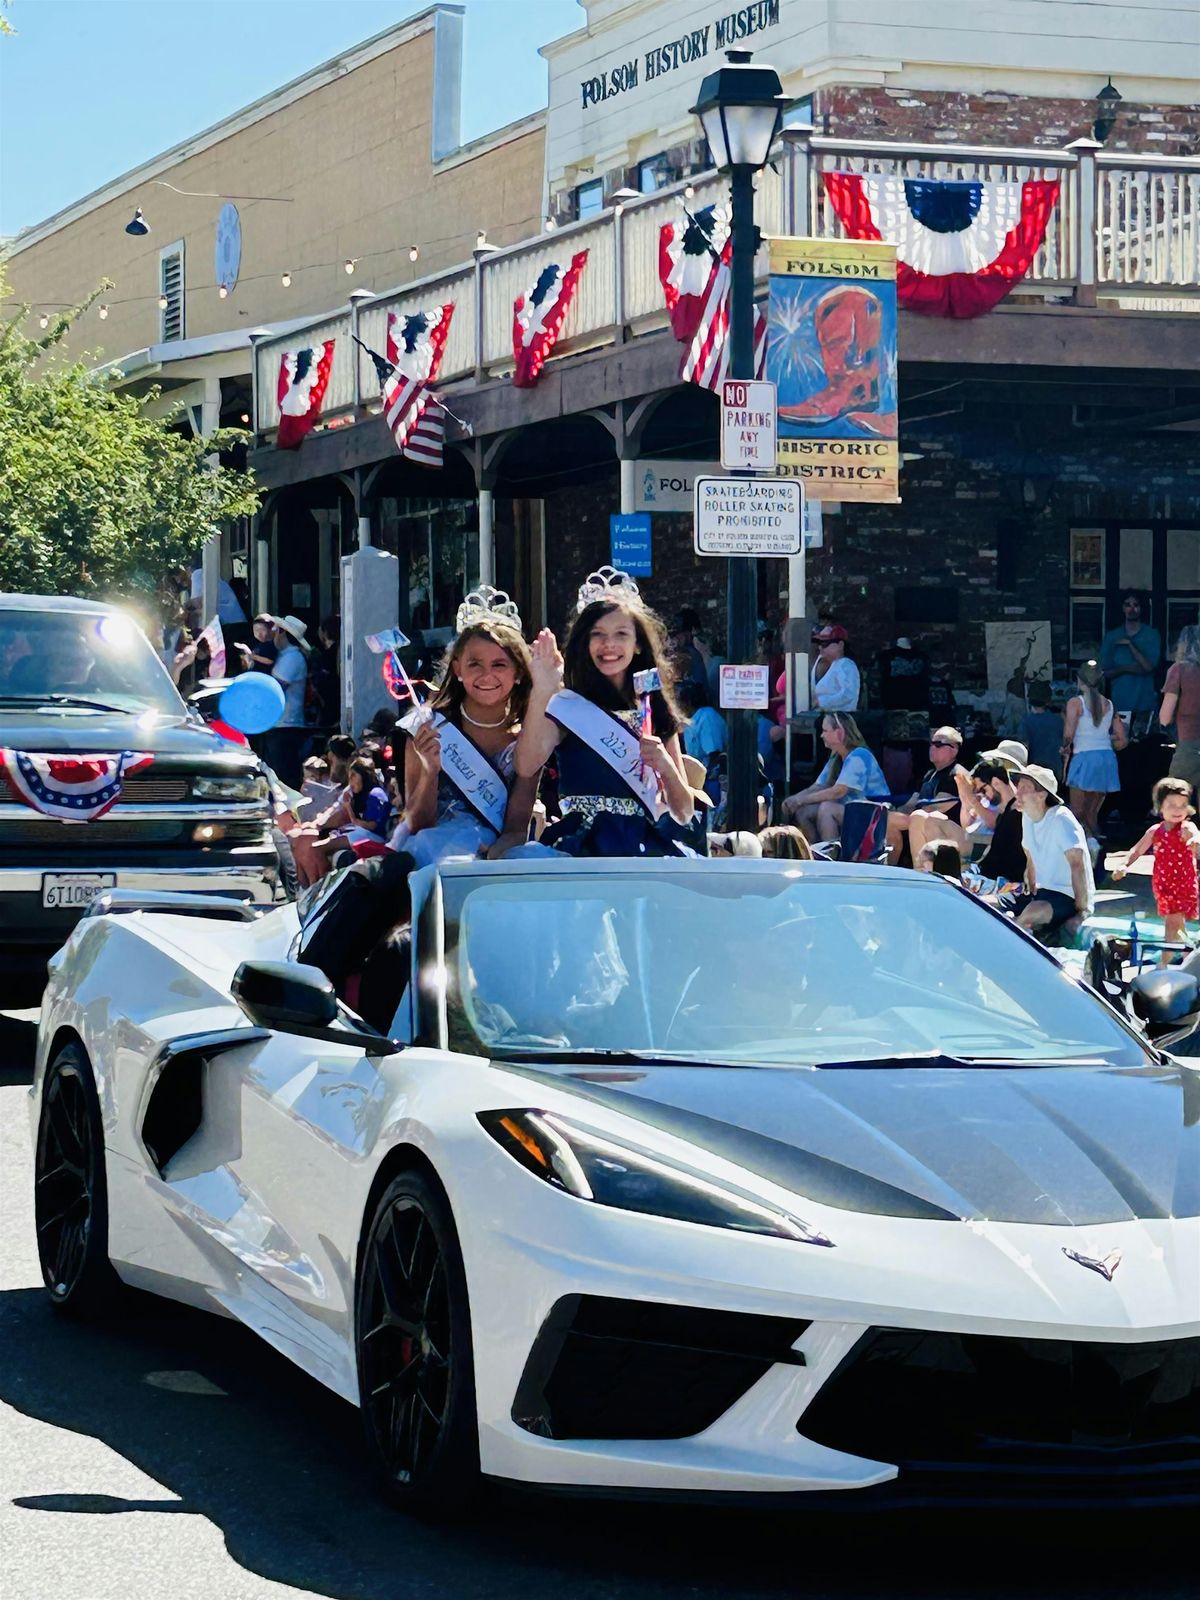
658, 201, 765, 391
276, 341, 336, 448
354, 303, 455, 468
512, 251, 588, 387
822, 172, 1060, 319
0, 750, 154, 822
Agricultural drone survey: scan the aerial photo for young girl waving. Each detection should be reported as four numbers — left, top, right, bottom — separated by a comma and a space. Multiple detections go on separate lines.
515, 568, 694, 856
1114, 776, 1200, 960
391, 588, 538, 866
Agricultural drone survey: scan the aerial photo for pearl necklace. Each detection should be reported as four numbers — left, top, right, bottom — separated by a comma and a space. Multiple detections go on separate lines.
461, 705, 509, 729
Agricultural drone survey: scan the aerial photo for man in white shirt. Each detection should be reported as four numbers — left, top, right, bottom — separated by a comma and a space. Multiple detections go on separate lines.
1010, 765, 1095, 934
810, 623, 860, 711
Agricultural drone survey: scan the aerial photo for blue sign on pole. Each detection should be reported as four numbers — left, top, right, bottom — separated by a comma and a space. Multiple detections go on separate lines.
609, 512, 652, 576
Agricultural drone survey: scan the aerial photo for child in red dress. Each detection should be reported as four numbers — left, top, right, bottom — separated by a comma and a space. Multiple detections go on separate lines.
1113, 777, 1200, 962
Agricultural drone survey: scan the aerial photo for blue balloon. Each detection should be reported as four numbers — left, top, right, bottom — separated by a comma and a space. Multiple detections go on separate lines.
218, 672, 285, 735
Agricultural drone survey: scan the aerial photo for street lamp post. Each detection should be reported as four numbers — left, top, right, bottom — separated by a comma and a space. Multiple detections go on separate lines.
691, 50, 786, 832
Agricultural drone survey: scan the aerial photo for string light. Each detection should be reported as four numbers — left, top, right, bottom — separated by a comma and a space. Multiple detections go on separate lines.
218, 285, 228, 298
684, 184, 695, 198
239, 411, 250, 424
544, 215, 557, 230
408, 245, 419, 262
98, 304, 109, 319
158, 294, 169, 310
39, 313, 49, 329
344, 258, 356, 275
281, 270, 292, 287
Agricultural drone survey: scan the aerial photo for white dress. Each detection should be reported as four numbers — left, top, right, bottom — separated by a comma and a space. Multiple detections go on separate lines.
389, 739, 517, 866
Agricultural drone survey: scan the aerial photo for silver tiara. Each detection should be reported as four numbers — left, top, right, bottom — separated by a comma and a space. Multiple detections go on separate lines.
576, 566, 641, 613
455, 585, 523, 635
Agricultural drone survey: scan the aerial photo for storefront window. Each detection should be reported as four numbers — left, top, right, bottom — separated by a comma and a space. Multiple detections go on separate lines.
376, 496, 478, 644
1069, 527, 1105, 589
638, 154, 676, 193
575, 179, 604, 219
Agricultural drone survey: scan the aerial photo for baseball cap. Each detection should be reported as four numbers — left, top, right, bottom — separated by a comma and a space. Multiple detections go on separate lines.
930, 725, 963, 746
812, 623, 848, 644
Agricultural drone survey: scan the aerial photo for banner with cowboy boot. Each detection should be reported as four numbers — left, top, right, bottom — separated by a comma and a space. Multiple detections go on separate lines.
766, 238, 899, 504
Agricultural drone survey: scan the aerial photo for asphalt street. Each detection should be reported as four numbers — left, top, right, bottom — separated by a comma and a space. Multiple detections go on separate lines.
0, 1004, 1193, 1600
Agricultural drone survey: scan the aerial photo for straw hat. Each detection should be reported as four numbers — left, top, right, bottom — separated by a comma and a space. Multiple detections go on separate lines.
269, 614, 311, 651
680, 753, 714, 809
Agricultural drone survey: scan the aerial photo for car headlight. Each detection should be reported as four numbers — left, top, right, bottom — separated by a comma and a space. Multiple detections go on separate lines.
479, 1110, 834, 1246
192, 773, 267, 802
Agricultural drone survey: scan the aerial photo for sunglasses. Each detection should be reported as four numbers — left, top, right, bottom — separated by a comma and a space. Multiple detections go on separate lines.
930, 739, 958, 749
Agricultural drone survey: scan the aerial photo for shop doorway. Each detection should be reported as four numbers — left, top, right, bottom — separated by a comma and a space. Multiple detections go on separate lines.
1069, 522, 1200, 665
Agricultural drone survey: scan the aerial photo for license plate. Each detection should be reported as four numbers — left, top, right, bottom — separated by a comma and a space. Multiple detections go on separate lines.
41, 872, 117, 910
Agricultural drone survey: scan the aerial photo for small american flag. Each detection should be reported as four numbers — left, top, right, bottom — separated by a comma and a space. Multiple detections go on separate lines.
679, 239, 767, 392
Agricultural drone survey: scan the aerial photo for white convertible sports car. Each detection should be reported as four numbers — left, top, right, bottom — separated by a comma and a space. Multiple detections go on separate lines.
30, 859, 1200, 1512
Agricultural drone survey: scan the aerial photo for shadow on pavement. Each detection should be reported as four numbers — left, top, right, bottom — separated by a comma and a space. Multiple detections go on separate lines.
0, 1285, 1192, 1600
0, 1010, 38, 1088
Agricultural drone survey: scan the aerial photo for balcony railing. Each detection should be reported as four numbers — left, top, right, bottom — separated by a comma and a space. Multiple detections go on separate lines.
253, 130, 1200, 437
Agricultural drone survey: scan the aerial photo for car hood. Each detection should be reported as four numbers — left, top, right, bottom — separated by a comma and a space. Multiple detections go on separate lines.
0, 708, 252, 767
500, 1059, 1200, 1226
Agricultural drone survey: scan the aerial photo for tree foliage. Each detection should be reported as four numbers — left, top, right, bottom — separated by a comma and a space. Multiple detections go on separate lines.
0, 268, 259, 604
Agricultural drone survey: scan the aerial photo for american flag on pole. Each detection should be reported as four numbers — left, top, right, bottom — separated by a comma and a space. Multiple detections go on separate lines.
0, 750, 153, 822
659, 205, 765, 392
355, 304, 454, 468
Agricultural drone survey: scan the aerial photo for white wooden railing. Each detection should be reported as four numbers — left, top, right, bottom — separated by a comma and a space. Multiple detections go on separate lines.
253, 130, 1200, 436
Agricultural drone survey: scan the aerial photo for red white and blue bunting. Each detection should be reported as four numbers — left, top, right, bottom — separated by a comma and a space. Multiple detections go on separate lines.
0, 749, 153, 822
276, 341, 336, 448
512, 251, 588, 387
822, 173, 1060, 319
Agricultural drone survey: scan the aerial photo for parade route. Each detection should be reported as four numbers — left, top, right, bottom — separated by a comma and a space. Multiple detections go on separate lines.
0, 1004, 1193, 1600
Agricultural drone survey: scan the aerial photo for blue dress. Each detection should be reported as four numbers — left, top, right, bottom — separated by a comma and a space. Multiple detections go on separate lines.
543, 705, 691, 858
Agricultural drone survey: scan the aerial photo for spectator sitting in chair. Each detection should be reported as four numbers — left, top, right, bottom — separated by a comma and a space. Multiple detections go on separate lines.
1007, 764, 1095, 935
781, 712, 887, 844
884, 726, 969, 866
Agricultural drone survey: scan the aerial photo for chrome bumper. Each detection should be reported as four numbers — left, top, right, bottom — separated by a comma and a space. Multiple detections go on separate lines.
0, 864, 277, 904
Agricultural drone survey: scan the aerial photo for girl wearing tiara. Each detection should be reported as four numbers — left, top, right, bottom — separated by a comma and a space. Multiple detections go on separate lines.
391, 588, 539, 866
515, 568, 695, 856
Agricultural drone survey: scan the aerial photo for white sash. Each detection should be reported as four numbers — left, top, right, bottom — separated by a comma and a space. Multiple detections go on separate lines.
400, 708, 509, 834
547, 690, 665, 820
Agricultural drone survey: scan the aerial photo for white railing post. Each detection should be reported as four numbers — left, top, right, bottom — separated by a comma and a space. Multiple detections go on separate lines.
472, 242, 498, 382
1068, 138, 1101, 307
781, 126, 814, 236
612, 204, 627, 342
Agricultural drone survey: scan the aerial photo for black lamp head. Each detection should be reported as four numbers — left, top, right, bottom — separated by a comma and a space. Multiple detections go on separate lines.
125, 207, 150, 236
1093, 78, 1122, 143
690, 48, 787, 173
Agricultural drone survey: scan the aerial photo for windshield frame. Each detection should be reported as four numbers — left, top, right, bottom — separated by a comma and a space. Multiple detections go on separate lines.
0, 606, 188, 717
439, 864, 1156, 1071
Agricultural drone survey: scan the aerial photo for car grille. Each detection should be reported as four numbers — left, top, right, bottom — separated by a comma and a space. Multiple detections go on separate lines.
798, 1327, 1200, 1495
0, 818, 266, 848
512, 1295, 809, 1441
0, 774, 190, 804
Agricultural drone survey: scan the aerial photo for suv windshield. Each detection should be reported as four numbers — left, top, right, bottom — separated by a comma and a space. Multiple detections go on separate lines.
0, 609, 185, 716
450, 874, 1149, 1068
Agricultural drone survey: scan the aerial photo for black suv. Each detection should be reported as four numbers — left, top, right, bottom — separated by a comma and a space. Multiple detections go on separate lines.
0, 594, 279, 998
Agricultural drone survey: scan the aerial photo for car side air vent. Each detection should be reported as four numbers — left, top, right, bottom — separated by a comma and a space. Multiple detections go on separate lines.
140, 1028, 268, 1176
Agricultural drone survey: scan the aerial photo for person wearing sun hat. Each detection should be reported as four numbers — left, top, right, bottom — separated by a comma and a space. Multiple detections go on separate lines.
261, 615, 311, 786
1008, 762, 1095, 934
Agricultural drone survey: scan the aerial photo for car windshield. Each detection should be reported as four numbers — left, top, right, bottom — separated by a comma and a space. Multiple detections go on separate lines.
450, 873, 1149, 1068
0, 609, 185, 716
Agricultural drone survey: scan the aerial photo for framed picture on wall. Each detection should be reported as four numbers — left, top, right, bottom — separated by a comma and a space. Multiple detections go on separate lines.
1069, 528, 1105, 589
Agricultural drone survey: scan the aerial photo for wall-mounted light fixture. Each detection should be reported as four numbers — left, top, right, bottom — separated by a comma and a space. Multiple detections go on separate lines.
1093, 78, 1122, 143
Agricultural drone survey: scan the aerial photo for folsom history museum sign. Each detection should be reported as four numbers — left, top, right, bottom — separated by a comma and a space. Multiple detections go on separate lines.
579, 0, 781, 108
767, 237, 899, 504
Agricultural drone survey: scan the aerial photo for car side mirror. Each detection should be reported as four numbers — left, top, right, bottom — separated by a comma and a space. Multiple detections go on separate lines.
232, 960, 338, 1031
1129, 968, 1200, 1045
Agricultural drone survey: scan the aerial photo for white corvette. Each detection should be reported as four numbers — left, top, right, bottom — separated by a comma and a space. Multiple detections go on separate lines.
30, 859, 1200, 1512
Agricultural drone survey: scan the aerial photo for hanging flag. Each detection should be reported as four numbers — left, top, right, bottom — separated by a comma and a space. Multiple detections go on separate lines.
512, 251, 588, 388
678, 238, 767, 393
355, 304, 453, 468
197, 615, 226, 678
658, 204, 730, 343
0, 750, 154, 823
276, 341, 336, 448
822, 173, 1060, 319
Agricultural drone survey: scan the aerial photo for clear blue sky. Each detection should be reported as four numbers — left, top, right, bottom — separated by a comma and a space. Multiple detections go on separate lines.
0, 0, 581, 235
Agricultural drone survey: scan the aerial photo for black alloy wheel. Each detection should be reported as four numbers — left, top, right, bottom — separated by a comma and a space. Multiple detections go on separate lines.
34, 1043, 120, 1314
356, 1170, 480, 1515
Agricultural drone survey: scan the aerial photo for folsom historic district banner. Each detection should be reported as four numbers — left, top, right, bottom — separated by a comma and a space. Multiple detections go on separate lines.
767, 238, 899, 504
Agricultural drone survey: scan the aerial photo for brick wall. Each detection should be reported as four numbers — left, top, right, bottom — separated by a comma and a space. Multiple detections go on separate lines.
817, 86, 1200, 156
